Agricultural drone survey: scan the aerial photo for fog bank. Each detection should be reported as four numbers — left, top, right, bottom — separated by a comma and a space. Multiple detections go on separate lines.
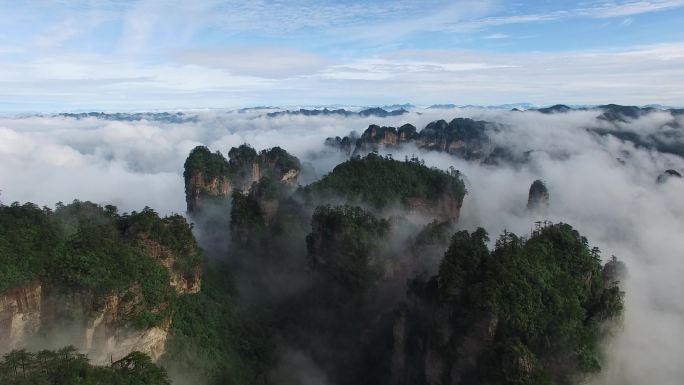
1, 107, 683, 384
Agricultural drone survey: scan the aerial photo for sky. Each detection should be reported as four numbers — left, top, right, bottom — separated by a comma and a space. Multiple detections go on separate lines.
1, 0, 684, 111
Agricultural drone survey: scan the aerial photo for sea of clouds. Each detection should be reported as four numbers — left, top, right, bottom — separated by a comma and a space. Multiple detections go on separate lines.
1, 107, 683, 384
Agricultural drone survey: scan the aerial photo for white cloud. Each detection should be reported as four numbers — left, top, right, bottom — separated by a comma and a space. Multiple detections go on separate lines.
366, 109, 684, 385
4, 42, 682, 110
172, 47, 332, 78
483, 33, 510, 39
460, 0, 684, 31
33, 16, 106, 48
0, 109, 684, 385
584, 0, 684, 18
1, 108, 684, 384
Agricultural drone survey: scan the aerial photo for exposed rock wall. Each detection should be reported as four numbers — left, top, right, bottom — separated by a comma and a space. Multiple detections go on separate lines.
0, 282, 41, 351
405, 195, 462, 222
185, 172, 233, 213
83, 304, 172, 365
390, 308, 408, 385
40, 288, 172, 364
0, 283, 175, 363
184, 145, 301, 214
0, 237, 200, 363
387, 302, 499, 385
140, 238, 201, 294
527, 179, 550, 212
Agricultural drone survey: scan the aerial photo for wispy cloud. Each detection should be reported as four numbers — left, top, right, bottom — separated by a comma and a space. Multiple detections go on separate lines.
33, 15, 108, 48
622, 17, 635, 26
172, 47, 332, 78
583, 0, 684, 18
483, 33, 510, 39
1, 42, 683, 110
459, 1, 684, 31
0, 1, 683, 110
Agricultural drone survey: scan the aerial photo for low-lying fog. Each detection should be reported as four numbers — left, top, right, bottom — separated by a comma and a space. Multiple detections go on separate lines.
1, 107, 682, 384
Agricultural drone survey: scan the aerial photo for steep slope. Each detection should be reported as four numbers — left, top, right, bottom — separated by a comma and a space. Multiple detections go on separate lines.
381, 224, 625, 385
0, 201, 202, 363
527, 179, 550, 212
184, 144, 301, 214
307, 205, 391, 297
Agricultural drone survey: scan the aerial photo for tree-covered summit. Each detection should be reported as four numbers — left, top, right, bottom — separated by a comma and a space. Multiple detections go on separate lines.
402, 222, 626, 385
183, 146, 232, 184
300, 153, 466, 210
183, 144, 302, 212
184, 144, 301, 184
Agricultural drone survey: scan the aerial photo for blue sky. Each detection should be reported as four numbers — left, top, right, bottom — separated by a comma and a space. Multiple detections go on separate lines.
1, 0, 683, 111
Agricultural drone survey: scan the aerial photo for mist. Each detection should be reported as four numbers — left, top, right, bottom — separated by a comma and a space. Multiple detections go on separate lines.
370, 109, 684, 385
1, 107, 683, 384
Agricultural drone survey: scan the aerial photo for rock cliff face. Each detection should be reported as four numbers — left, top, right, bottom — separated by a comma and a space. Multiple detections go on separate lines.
325, 136, 354, 155
183, 146, 233, 213
0, 284, 180, 363
39, 288, 172, 364
0, 243, 199, 363
184, 172, 233, 213
0, 282, 41, 352
405, 195, 462, 222
184, 145, 301, 214
527, 179, 550, 212
306, 205, 390, 297
140, 238, 202, 294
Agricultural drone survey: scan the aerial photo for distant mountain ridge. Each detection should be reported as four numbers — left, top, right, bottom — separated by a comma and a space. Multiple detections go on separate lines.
326, 103, 684, 165
54, 111, 198, 123
265, 107, 409, 118
326, 117, 498, 161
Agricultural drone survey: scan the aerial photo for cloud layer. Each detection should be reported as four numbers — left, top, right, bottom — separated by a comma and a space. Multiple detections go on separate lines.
1, 108, 684, 384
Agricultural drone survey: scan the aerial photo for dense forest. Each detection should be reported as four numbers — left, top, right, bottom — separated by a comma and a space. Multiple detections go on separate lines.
300, 153, 466, 209
0, 146, 626, 385
0, 347, 170, 385
401, 223, 626, 384
169, 148, 625, 385
0, 200, 201, 326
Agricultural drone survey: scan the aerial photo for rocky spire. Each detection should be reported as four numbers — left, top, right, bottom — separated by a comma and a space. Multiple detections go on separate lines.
527, 180, 549, 212
656, 169, 682, 184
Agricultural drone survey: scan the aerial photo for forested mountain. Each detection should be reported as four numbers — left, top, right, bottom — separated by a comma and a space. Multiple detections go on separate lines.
325, 104, 684, 164
1, 121, 629, 385
0, 201, 201, 363
165, 142, 624, 385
